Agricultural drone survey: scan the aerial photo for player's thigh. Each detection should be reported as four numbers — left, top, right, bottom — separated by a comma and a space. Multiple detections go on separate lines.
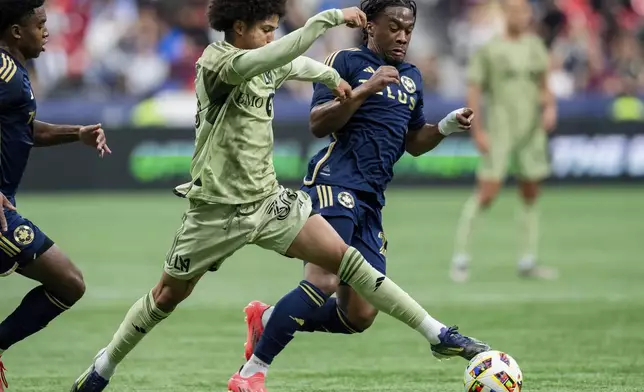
303, 185, 360, 258
516, 130, 550, 184
336, 210, 385, 327
302, 214, 357, 295
0, 211, 83, 301
250, 186, 345, 274
477, 130, 511, 184
164, 199, 250, 281
287, 214, 348, 275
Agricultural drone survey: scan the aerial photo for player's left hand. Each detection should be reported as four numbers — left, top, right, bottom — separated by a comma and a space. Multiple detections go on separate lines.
341, 7, 367, 28
79, 123, 112, 158
332, 79, 353, 102
438, 108, 475, 136
542, 105, 557, 133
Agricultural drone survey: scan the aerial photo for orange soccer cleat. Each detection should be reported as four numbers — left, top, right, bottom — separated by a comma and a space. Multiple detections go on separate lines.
227, 371, 267, 392
243, 301, 270, 361
0, 355, 7, 392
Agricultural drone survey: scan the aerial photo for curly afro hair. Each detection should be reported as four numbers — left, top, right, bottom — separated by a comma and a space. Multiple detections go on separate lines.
208, 0, 288, 32
0, 0, 45, 33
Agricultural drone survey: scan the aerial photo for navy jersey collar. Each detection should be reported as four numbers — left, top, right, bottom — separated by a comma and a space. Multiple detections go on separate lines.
0, 48, 27, 72
359, 45, 384, 65
358, 44, 409, 70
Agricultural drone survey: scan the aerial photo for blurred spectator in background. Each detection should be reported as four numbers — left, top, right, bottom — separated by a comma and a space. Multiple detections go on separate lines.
26, 0, 644, 103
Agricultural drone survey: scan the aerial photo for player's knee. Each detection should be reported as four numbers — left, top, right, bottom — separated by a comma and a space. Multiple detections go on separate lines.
153, 284, 187, 312
152, 274, 198, 312
305, 267, 340, 296
309, 275, 339, 296
478, 193, 496, 209
58, 267, 86, 305
477, 187, 500, 209
519, 183, 540, 204
348, 308, 378, 332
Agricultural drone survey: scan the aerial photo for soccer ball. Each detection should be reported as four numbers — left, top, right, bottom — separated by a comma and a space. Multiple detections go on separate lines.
463, 350, 523, 392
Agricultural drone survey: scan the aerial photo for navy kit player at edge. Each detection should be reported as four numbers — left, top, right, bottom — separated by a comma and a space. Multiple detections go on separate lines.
0, 1, 110, 389
305, 44, 427, 268
301, 34, 472, 326
302, 45, 424, 276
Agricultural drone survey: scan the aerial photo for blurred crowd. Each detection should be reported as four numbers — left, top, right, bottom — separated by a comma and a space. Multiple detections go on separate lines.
29, 0, 644, 102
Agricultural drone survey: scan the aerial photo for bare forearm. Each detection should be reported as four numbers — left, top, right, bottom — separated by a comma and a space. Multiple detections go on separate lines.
310, 85, 370, 138
34, 120, 80, 147
405, 124, 444, 157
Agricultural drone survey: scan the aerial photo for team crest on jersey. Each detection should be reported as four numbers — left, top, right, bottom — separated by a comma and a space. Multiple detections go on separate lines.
337, 192, 355, 209
14, 225, 34, 246
400, 76, 416, 94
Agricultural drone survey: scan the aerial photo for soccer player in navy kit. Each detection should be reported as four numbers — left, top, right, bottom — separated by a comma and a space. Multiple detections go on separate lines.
0, 1, 110, 389
235, 0, 488, 388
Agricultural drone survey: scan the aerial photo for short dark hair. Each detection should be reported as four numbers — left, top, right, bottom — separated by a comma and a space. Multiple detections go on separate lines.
360, 0, 417, 42
207, 0, 287, 32
0, 0, 45, 33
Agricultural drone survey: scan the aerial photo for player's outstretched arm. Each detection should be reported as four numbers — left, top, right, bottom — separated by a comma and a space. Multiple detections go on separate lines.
405, 109, 474, 157
277, 56, 352, 100
222, 8, 365, 84
33, 121, 111, 157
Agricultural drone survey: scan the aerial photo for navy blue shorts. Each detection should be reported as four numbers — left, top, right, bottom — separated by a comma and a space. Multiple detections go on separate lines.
0, 208, 54, 277
302, 184, 387, 280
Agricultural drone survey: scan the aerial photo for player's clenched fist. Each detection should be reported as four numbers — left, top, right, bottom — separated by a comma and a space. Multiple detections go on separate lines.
438, 108, 476, 136
456, 108, 474, 129
364, 66, 400, 94
341, 7, 367, 28
332, 79, 353, 102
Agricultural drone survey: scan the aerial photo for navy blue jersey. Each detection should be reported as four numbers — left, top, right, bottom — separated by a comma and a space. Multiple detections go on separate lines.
0, 50, 52, 275
303, 45, 426, 207
0, 49, 37, 204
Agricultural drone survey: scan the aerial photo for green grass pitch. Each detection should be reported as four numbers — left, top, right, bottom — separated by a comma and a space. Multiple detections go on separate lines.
1, 187, 642, 391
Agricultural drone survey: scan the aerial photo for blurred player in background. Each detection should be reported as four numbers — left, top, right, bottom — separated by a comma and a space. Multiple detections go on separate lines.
450, 0, 558, 282
235, 0, 489, 387
69, 1, 487, 392
0, 0, 110, 390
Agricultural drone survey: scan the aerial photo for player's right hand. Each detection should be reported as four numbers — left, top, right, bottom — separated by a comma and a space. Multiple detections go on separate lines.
332, 79, 353, 102
341, 7, 367, 28
0, 192, 16, 232
473, 131, 490, 155
365, 66, 400, 94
